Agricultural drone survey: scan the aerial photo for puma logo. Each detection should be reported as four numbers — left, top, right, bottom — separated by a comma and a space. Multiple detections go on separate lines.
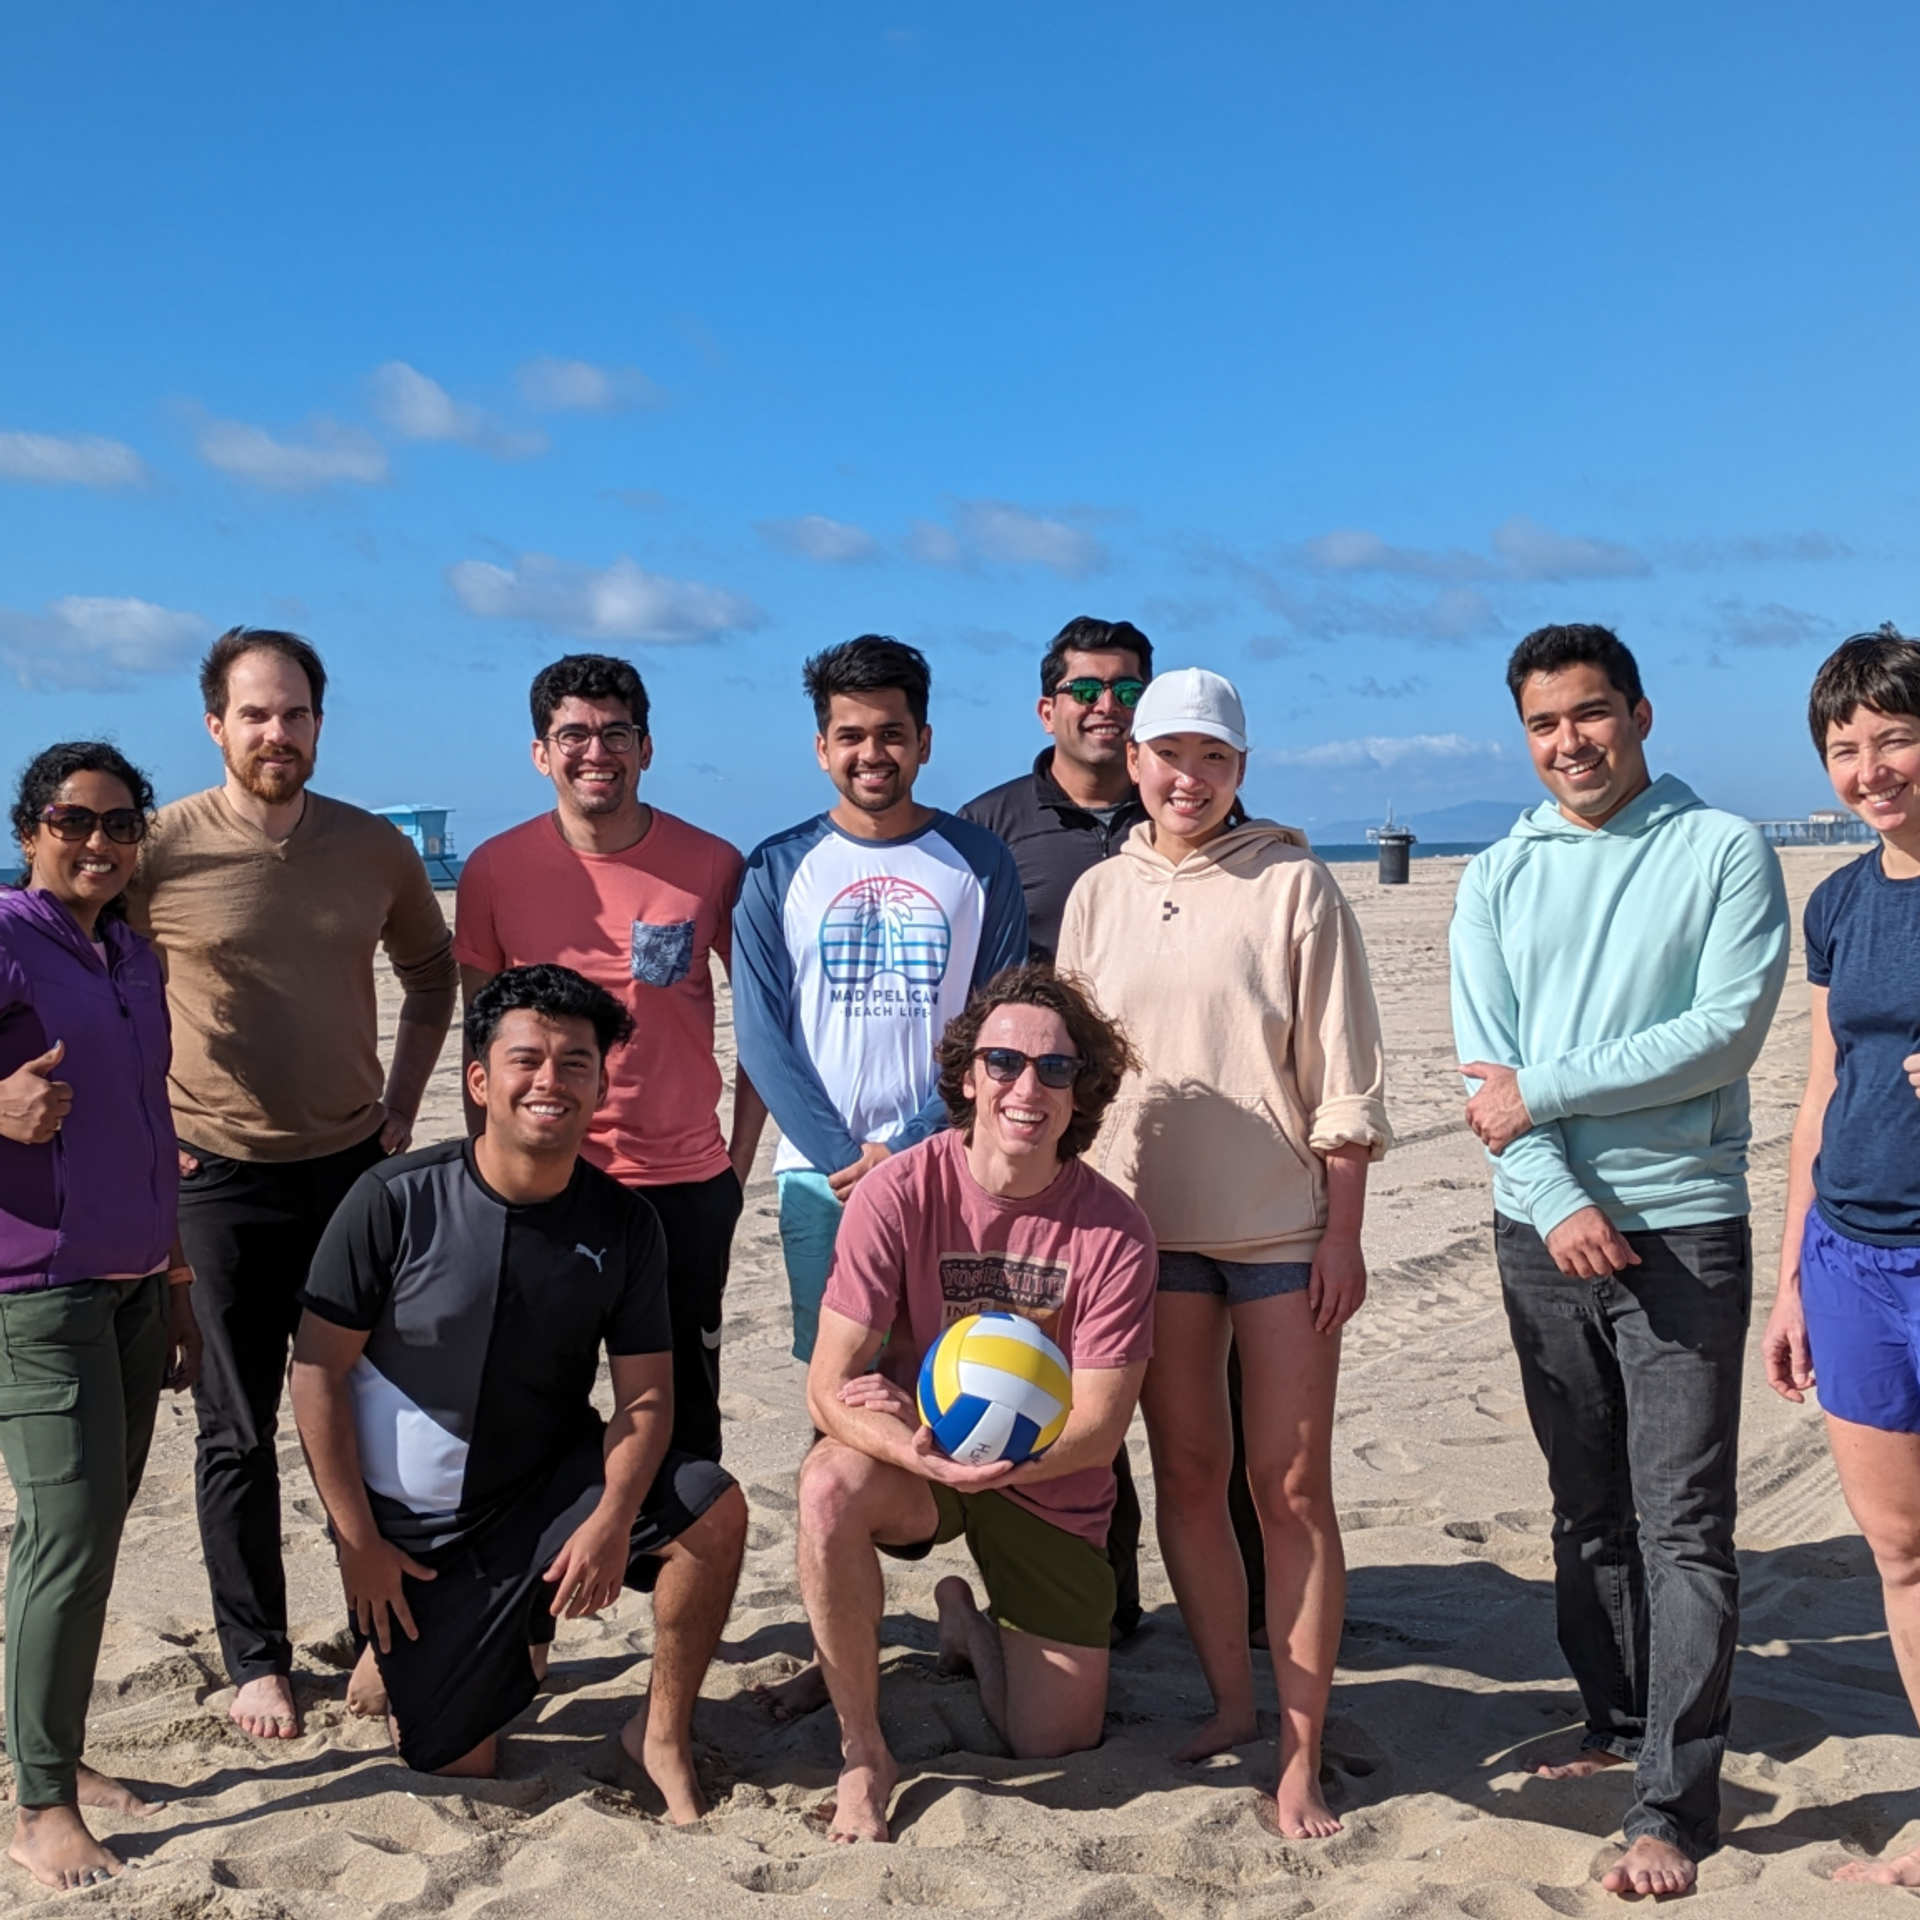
575, 1244, 607, 1272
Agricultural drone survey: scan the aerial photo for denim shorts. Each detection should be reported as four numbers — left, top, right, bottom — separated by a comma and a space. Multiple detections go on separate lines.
1801, 1206, 1920, 1434
1157, 1251, 1312, 1304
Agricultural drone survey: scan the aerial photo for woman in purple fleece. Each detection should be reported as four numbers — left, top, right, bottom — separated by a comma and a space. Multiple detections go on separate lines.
0, 742, 201, 1891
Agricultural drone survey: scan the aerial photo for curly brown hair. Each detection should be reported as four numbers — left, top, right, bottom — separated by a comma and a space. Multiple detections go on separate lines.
935, 962, 1138, 1160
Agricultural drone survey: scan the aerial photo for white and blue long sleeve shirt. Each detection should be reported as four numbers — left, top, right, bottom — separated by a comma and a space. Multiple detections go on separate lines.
732, 811, 1028, 1176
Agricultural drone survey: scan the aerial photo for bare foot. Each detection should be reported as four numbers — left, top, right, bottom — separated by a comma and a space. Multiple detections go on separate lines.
8, 1768, 162, 1818
8, 1806, 124, 1891
1273, 1755, 1343, 1839
1172, 1708, 1259, 1763
228, 1673, 300, 1739
827, 1752, 897, 1844
1836, 1845, 1920, 1885
1534, 1747, 1627, 1780
751, 1659, 830, 1723
345, 1647, 389, 1720
1600, 1835, 1696, 1897
934, 1574, 981, 1675
619, 1705, 708, 1826
74, 1765, 163, 1816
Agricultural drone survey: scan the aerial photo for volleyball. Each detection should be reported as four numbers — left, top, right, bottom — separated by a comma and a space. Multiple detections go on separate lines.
916, 1312, 1073, 1467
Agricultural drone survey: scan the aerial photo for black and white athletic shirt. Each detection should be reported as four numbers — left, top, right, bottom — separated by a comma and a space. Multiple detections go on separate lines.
300, 1138, 671, 1552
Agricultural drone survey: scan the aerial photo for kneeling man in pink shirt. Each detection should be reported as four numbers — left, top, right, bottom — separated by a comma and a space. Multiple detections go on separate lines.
797, 963, 1156, 1843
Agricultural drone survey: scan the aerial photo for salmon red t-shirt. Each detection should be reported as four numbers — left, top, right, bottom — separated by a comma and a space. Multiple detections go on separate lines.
453, 810, 745, 1186
823, 1129, 1157, 1545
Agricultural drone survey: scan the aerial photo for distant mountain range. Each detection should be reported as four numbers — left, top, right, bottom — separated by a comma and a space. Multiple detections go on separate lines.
1304, 799, 1537, 846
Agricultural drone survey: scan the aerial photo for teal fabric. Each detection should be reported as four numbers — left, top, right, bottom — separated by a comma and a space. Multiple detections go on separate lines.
1449, 775, 1790, 1238
776, 1169, 843, 1361
0, 1275, 167, 1806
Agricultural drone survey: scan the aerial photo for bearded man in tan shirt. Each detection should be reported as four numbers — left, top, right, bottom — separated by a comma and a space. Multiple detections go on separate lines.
127, 629, 457, 1741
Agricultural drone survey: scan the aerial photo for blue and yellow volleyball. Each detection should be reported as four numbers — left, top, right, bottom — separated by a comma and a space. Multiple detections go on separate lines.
916, 1312, 1073, 1466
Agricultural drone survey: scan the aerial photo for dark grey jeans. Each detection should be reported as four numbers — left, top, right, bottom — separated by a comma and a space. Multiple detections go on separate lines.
1495, 1211, 1751, 1861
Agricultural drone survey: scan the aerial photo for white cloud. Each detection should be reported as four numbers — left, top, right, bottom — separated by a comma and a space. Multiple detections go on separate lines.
368, 362, 545, 457
446, 553, 763, 645
905, 519, 967, 568
1298, 516, 1648, 584
197, 417, 389, 490
906, 499, 1108, 577
952, 499, 1107, 576
1662, 531, 1852, 568
756, 514, 882, 564
0, 431, 146, 489
1267, 732, 1501, 771
518, 356, 662, 413
1489, 514, 1649, 582
0, 595, 209, 690
1250, 578, 1504, 648
1712, 598, 1834, 650
1300, 529, 1487, 581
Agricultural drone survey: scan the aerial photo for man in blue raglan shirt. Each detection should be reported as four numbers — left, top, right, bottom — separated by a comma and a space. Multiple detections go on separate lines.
1449, 623, 1788, 1900
733, 635, 1027, 1364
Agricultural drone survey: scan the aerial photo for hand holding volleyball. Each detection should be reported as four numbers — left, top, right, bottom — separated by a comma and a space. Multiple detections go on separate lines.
916, 1312, 1073, 1467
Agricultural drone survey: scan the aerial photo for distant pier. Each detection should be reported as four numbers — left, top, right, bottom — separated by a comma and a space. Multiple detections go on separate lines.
1753, 811, 1874, 848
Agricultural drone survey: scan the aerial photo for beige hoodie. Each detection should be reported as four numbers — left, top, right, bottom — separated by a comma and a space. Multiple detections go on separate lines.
1055, 819, 1390, 1262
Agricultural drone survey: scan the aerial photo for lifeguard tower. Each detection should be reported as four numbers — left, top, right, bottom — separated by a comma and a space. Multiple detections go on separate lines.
375, 805, 462, 886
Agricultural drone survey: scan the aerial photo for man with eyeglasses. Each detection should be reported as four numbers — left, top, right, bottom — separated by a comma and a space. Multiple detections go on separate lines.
454, 654, 767, 1471
795, 964, 1155, 1842
959, 617, 1153, 966
126, 627, 458, 1743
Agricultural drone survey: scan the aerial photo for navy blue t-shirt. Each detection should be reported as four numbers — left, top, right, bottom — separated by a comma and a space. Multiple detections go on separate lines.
1806, 851, 1920, 1246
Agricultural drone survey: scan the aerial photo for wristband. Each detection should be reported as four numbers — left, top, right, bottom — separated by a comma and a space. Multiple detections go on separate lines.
167, 1264, 195, 1286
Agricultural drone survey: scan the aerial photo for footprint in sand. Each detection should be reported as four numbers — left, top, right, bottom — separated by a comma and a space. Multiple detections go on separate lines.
1353, 1439, 1425, 1476
1471, 1386, 1531, 1428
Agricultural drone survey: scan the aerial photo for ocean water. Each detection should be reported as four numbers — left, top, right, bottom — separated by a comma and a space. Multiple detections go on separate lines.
1312, 840, 1492, 864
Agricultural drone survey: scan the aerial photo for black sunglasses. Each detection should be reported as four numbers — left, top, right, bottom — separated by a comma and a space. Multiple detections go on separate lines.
1054, 676, 1146, 709
972, 1047, 1083, 1090
39, 805, 149, 845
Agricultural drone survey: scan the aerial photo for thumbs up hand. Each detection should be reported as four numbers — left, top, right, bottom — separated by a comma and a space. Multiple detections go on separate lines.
0, 1040, 74, 1145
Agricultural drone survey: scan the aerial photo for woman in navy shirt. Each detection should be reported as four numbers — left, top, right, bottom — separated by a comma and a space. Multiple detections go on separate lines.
1763, 627, 1920, 1889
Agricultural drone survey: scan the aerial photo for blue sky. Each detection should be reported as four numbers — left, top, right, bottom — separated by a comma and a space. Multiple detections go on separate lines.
4, 3, 1917, 853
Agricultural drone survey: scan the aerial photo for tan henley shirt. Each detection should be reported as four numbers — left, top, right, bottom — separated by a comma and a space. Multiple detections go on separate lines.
126, 787, 459, 1163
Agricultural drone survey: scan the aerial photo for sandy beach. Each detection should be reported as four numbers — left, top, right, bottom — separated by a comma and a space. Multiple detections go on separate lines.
4, 844, 1911, 1917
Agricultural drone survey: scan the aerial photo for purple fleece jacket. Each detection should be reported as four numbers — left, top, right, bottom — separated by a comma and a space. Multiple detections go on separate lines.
0, 888, 177, 1292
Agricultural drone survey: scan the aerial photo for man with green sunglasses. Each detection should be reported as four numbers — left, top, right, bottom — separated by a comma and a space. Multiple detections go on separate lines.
960, 616, 1153, 967
961, 615, 1155, 1641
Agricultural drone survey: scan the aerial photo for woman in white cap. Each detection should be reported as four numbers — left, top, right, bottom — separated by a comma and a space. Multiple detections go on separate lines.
1056, 667, 1389, 1839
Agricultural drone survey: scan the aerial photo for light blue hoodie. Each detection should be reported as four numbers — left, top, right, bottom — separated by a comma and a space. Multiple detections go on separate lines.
1448, 773, 1789, 1238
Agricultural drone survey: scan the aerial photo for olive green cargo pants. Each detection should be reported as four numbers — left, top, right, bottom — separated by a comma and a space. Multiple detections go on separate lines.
0, 1274, 166, 1807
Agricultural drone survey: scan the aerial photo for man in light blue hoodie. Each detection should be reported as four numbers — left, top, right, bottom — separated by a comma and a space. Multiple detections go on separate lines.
1450, 624, 1788, 1899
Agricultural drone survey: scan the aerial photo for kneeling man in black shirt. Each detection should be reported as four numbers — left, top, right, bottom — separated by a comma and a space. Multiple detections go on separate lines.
290, 965, 747, 1820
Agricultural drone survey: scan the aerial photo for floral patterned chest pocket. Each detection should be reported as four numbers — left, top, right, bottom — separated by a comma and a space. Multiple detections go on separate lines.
631, 918, 696, 988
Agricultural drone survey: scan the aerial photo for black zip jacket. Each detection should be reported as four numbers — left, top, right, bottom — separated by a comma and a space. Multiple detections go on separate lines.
958, 750, 1148, 962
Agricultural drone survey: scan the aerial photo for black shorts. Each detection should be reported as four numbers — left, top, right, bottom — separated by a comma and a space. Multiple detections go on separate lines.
373, 1437, 733, 1773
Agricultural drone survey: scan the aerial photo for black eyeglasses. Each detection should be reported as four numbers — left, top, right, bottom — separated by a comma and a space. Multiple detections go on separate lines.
544, 724, 642, 756
1055, 676, 1146, 709
39, 806, 148, 845
972, 1047, 1083, 1090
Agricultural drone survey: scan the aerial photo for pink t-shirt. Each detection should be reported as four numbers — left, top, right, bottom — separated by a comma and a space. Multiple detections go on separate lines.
823, 1129, 1157, 1545
453, 810, 744, 1186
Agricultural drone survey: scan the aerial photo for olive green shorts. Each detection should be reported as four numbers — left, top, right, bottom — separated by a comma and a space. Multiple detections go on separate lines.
881, 1484, 1116, 1649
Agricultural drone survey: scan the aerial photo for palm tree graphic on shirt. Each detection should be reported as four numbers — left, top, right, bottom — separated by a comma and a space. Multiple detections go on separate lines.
820, 876, 953, 988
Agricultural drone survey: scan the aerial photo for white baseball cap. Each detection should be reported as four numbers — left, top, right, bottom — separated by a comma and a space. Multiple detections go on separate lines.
1130, 667, 1249, 753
